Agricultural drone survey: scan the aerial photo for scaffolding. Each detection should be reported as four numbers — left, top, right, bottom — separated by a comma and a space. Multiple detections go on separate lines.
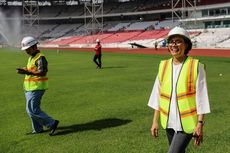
0, 0, 7, 5
171, 0, 197, 27
22, 0, 39, 38
84, 0, 103, 43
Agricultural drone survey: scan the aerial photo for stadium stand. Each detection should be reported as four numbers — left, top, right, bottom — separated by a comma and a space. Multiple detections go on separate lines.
39, 6, 63, 17
109, 1, 138, 13
194, 28, 230, 48
130, 30, 170, 40
125, 21, 158, 31
0, 0, 230, 49
154, 20, 180, 30
216, 38, 230, 48
107, 23, 131, 32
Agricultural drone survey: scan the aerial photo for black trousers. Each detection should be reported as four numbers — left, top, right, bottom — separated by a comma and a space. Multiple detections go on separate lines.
93, 54, 102, 68
166, 128, 193, 153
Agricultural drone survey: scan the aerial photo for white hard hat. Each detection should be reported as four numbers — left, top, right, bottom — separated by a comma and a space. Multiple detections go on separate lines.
96, 39, 100, 43
21, 36, 38, 50
168, 26, 190, 41
167, 26, 192, 53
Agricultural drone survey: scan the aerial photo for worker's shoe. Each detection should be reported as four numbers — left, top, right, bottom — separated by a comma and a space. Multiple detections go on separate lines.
26, 130, 43, 135
49, 120, 59, 136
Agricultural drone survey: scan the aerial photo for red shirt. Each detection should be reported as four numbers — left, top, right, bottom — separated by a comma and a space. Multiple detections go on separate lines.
94, 43, 102, 55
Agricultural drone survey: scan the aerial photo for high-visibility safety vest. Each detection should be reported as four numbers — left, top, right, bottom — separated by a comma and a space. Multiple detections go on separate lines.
158, 56, 200, 134
24, 53, 48, 91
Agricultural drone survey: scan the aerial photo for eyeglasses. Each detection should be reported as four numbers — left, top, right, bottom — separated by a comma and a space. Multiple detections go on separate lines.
168, 40, 184, 45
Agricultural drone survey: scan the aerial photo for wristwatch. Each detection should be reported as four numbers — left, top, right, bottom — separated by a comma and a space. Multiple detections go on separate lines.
198, 120, 205, 125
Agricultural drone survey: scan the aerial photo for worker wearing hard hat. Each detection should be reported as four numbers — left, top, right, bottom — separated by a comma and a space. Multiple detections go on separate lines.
148, 27, 210, 152
93, 39, 102, 69
16, 36, 59, 136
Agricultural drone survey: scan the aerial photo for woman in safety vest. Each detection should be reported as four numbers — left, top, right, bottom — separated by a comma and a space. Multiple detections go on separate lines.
148, 27, 210, 153
16, 36, 59, 136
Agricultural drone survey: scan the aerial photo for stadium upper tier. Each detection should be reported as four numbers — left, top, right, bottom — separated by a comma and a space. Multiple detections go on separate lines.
1, 0, 230, 18
23, 20, 179, 39
43, 28, 230, 49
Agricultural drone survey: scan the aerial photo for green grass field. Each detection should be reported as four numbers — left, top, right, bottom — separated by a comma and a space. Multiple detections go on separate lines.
0, 48, 230, 153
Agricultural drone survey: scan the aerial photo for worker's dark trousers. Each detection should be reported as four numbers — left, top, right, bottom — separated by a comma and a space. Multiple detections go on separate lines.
93, 54, 102, 68
166, 128, 193, 153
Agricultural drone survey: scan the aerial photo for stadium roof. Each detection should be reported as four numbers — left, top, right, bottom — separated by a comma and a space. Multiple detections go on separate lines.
1, 0, 230, 7
0, 0, 133, 6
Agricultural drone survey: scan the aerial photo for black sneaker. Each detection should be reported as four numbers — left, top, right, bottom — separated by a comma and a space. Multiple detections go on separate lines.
49, 120, 59, 136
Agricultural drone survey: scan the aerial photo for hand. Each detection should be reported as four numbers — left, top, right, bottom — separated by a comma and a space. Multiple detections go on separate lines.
193, 124, 203, 146
16, 68, 26, 74
16, 68, 31, 75
151, 122, 158, 138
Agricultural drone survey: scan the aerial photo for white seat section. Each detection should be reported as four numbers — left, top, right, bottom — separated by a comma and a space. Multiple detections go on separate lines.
217, 38, 230, 48
193, 28, 230, 48
155, 20, 180, 30
125, 21, 158, 31
107, 23, 131, 32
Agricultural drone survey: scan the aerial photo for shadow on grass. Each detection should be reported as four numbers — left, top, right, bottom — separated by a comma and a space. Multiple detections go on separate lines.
55, 118, 132, 136
102, 66, 126, 69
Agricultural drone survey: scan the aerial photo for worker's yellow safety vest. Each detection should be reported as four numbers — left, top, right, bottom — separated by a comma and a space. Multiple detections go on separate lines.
158, 57, 200, 134
24, 53, 48, 91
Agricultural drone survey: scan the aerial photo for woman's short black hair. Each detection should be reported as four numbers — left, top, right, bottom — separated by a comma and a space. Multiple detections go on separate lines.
184, 37, 192, 55
168, 35, 192, 55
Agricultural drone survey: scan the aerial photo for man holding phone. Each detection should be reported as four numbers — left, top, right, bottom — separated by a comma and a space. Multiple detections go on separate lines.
17, 36, 59, 136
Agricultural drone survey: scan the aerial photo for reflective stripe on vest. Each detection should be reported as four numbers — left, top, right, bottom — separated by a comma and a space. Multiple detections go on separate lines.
24, 53, 48, 91
158, 57, 199, 134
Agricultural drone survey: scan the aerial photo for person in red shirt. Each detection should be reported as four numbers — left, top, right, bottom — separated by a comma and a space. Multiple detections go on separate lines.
93, 39, 102, 68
